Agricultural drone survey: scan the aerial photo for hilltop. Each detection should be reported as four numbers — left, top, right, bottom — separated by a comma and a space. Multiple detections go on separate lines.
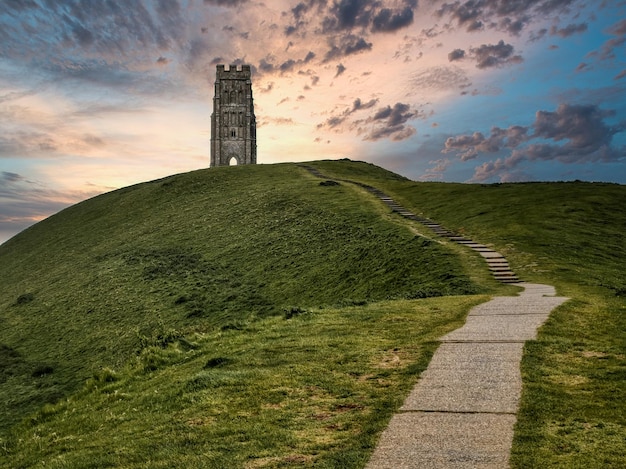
0, 162, 481, 436
0, 160, 624, 468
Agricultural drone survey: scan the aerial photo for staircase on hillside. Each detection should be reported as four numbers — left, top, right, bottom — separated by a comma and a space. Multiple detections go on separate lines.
301, 165, 520, 284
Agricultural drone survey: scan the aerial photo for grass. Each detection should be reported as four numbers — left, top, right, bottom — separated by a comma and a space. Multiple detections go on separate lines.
1, 296, 485, 468
1, 159, 624, 467
0, 161, 490, 466
310, 160, 626, 467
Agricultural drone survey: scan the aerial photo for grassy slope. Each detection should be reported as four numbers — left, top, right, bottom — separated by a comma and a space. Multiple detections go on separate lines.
313, 160, 626, 468
0, 162, 487, 466
2, 159, 623, 467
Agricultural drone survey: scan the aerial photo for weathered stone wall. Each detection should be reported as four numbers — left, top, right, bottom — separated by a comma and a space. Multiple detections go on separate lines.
210, 64, 257, 167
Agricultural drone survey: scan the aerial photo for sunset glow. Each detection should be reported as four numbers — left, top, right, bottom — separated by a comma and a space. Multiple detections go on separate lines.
1, 0, 625, 243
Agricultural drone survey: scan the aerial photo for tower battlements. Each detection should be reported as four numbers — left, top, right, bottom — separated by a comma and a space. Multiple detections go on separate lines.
216, 64, 252, 77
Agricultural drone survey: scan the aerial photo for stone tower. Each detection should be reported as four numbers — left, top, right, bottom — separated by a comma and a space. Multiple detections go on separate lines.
210, 64, 257, 167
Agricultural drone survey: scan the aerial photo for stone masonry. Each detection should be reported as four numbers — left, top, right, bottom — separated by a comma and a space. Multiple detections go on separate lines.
210, 64, 257, 167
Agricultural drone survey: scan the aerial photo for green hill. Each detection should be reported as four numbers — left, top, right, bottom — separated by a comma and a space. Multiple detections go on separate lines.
0, 160, 624, 468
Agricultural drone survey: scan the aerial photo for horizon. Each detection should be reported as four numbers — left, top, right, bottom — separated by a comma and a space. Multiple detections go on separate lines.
1, 0, 625, 244
1, 160, 623, 246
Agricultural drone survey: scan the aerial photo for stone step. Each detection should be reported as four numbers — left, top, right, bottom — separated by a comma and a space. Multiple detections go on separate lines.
300, 164, 523, 285
493, 273, 519, 280
498, 278, 521, 284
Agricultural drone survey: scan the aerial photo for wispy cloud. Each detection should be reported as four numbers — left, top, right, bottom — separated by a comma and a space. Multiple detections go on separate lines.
0, 0, 624, 241
0, 170, 108, 243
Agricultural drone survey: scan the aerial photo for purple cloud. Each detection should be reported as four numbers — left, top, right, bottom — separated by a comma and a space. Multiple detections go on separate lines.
448, 48, 466, 61
470, 40, 523, 69
372, 7, 415, 32
445, 103, 626, 181
323, 35, 373, 62
318, 100, 419, 141
436, 0, 581, 36
446, 41, 523, 69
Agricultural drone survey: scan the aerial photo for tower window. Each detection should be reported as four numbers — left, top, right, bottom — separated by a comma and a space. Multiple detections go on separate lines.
231, 129, 236, 138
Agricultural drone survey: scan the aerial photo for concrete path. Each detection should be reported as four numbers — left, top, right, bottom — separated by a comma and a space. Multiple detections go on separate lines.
365, 283, 569, 468
297, 165, 569, 466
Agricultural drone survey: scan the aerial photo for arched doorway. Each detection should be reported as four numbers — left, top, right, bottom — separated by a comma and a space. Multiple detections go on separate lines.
229, 156, 238, 166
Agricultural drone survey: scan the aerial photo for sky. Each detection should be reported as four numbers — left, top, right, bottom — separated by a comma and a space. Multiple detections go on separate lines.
1, 0, 625, 244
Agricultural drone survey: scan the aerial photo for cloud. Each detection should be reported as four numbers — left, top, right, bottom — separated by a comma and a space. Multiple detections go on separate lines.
436, 0, 580, 35
257, 116, 297, 128
323, 35, 373, 62
0, 171, 110, 243
257, 51, 319, 77
317, 99, 419, 141
419, 158, 452, 181
0, 128, 110, 159
1, 171, 25, 183
321, 0, 417, 33
203, 0, 249, 6
550, 22, 588, 37
317, 97, 379, 130
447, 41, 523, 69
444, 126, 529, 160
372, 103, 414, 126
361, 102, 419, 141
469, 40, 523, 69
335, 63, 347, 77
286, 0, 416, 41
409, 65, 471, 92
444, 103, 626, 181
372, 6, 415, 32
351, 98, 379, 112
532, 104, 621, 155
436, 1, 484, 33
588, 19, 626, 61
0, 0, 207, 94
608, 18, 626, 36
0, 131, 56, 158
448, 48, 465, 61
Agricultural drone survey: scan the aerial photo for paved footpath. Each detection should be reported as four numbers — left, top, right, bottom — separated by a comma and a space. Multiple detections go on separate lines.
296, 165, 569, 467
366, 283, 569, 469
